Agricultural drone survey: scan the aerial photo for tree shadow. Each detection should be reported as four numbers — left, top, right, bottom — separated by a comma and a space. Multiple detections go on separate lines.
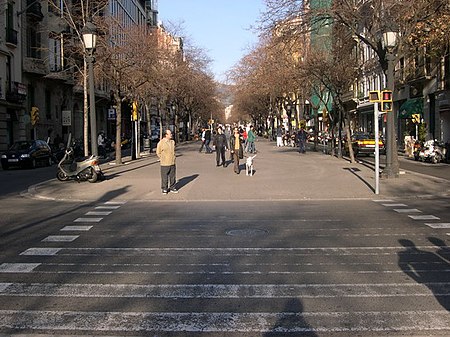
398, 238, 450, 311
263, 298, 318, 336
343, 167, 375, 193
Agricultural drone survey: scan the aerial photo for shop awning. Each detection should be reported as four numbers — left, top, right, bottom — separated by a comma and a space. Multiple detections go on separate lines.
399, 97, 423, 118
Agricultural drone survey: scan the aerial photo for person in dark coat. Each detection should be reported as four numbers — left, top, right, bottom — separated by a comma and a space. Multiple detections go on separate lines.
296, 127, 308, 153
229, 127, 244, 174
213, 126, 228, 167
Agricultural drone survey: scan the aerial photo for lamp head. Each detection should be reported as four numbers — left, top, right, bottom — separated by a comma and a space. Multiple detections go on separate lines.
82, 22, 98, 50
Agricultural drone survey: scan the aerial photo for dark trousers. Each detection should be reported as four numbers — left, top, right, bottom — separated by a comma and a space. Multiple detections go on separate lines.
160, 165, 176, 190
232, 151, 240, 173
216, 147, 226, 165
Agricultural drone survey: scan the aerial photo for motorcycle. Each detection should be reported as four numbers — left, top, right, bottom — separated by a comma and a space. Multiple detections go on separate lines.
56, 134, 104, 183
417, 139, 445, 164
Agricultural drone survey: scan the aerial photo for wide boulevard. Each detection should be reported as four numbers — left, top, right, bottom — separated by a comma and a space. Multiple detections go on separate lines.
0, 139, 449, 336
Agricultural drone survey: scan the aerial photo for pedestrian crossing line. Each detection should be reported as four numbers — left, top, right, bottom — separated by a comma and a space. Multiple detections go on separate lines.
60, 226, 93, 231
41, 235, 79, 242
16, 246, 441, 257
94, 205, 121, 210
0, 282, 447, 298
373, 199, 394, 203
393, 208, 422, 213
0, 263, 41, 273
0, 310, 449, 333
425, 223, 450, 229
381, 203, 408, 207
20, 248, 62, 256
409, 215, 441, 220
104, 201, 127, 205
73, 217, 103, 223
85, 211, 112, 216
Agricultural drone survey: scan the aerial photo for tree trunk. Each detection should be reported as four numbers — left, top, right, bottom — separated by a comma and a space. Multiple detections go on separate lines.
344, 112, 356, 163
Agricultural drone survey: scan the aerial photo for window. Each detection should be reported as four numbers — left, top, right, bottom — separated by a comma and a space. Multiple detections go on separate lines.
49, 34, 62, 71
27, 26, 41, 58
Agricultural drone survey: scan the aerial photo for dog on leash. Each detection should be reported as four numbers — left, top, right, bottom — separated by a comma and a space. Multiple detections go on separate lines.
245, 154, 256, 176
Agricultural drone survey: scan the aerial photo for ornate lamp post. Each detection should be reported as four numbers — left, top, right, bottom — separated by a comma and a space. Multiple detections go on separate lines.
382, 31, 399, 178
82, 22, 98, 156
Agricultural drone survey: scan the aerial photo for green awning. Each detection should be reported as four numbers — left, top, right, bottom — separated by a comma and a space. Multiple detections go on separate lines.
399, 98, 423, 118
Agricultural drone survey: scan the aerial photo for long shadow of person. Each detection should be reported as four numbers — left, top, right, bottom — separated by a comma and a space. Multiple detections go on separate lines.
263, 298, 318, 337
397, 238, 450, 311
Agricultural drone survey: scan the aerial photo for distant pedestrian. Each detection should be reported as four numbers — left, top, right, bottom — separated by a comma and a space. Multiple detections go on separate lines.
98, 131, 106, 158
156, 129, 178, 194
247, 125, 256, 153
204, 128, 213, 153
276, 126, 283, 147
296, 127, 307, 153
199, 128, 206, 153
213, 126, 228, 167
230, 127, 244, 174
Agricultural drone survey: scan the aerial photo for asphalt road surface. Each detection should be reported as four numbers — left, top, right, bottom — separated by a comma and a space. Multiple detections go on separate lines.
0, 141, 449, 336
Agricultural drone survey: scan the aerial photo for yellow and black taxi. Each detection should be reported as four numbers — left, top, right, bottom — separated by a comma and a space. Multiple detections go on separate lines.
350, 132, 386, 156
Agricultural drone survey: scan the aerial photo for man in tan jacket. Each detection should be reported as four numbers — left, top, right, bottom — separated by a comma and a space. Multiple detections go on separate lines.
156, 129, 178, 194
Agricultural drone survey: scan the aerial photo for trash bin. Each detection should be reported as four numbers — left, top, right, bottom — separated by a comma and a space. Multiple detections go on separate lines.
143, 138, 151, 151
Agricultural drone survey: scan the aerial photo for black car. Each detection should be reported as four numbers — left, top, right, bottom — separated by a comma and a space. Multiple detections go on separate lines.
1, 140, 52, 170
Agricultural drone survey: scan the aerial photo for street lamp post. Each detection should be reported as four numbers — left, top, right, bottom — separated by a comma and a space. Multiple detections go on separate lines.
382, 31, 399, 178
82, 22, 98, 156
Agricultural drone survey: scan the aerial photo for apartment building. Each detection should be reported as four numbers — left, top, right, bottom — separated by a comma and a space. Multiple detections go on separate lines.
0, 0, 161, 152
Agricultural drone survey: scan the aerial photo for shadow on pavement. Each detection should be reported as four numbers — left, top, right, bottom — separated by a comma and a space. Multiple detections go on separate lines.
397, 238, 450, 312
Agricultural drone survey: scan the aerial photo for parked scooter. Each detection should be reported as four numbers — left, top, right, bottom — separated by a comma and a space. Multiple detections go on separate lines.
417, 139, 445, 164
56, 134, 104, 182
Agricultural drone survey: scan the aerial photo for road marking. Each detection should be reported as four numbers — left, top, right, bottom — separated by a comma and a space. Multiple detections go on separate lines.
0, 310, 448, 333
0, 282, 447, 298
0, 263, 41, 273
42, 235, 79, 242
60, 226, 93, 231
73, 217, 103, 223
85, 211, 112, 216
409, 215, 440, 220
381, 203, 407, 207
425, 223, 450, 229
373, 199, 394, 202
104, 201, 127, 205
393, 209, 422, 213
20, 248, 62, 256
95, 206, 121, 210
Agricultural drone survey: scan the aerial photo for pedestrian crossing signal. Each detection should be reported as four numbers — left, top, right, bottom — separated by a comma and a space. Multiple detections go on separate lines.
369, 91, 380, 103
380, 90, 393, 112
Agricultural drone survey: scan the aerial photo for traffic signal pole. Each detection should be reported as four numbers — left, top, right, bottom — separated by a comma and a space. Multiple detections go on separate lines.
374, 104, 380, 195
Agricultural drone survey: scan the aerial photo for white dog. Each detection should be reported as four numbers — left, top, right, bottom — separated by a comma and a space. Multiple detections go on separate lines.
245, 155, 256, 176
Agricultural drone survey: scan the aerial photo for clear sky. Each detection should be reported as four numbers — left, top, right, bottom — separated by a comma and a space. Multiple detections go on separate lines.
158, 0, 266, 83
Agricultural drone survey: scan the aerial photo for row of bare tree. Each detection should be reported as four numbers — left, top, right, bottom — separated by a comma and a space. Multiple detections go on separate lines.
54, 0, 221, 164
229, 0, 450, 162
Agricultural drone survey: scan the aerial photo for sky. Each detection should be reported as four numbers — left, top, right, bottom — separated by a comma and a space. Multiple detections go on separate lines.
158, 0, 266, 83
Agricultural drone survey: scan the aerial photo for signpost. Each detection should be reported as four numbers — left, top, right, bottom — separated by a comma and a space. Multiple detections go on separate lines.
369, 90, 391, 195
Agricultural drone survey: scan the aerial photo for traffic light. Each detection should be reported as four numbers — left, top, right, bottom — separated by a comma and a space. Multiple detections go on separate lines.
380, 90, 393, 112
411, 114, 421, 124
30, 107, 40, 126
368, 90, 380, 103
132, 101, 138, 121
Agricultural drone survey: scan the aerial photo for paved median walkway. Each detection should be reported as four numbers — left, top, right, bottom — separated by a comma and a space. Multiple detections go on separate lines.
27, 139, 450, 202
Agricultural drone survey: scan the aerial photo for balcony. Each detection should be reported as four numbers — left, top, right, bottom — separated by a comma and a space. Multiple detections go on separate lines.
23, 57, 48, 75
5, 28, 18, 47
26, 0, 44, 21
5, 82, 27, 104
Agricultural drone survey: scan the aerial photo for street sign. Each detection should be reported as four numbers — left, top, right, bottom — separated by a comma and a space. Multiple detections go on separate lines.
62, 110, 72, 126
411, 114, 421, 124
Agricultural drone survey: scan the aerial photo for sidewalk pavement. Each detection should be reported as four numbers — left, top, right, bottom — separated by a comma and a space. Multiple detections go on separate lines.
26, 139, 450, 203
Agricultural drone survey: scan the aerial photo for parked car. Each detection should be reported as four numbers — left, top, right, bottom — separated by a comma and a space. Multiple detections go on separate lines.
347, 132, 386, 156
1, 140, 52, 170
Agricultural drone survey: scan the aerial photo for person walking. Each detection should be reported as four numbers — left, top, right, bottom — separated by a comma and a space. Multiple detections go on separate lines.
204, 128, 213, 153
296, 127, 308, 153
156, 129, 178, 194
276, 126, 283, 147
97, 131, 106, 158
230, 127, 244, 174
213, 126, 228, 167
198, 128, 206, 153
247, 125, 257, 153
